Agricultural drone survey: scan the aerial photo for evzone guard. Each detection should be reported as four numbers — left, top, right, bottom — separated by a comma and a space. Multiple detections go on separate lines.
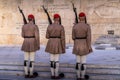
43, 6, 65, 79
72, 12, 92, 80
19, 6, 40, 78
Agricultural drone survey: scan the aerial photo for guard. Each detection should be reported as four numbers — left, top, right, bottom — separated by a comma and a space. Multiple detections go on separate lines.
72, 12, 92, 80
21, 14, 40, 78
45, 14, 65, 79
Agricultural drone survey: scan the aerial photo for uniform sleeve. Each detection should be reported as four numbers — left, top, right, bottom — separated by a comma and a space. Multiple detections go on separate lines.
46, 26, 50, 39
72, 26, 75, 40
21, 25, 24, 38
87, 25, 92, 52
35, 25, 40, 48
61, 26, 66, 53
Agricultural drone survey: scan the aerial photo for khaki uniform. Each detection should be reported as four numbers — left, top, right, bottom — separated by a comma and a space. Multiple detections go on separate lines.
45, 23, 65, 77
21, 21, 40, 76
21, 22, 40, 52
72, 22, 92, 56
72, 22, 92, 79
45, 23, 65, 54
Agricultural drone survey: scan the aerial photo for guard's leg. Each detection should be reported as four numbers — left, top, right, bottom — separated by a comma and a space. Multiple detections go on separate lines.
24, 52, 30, 77
54, 54, 60, 77
50, 54, 55, 78
80, 55, 87, 79
76, 55, 81, 79
29, 52, 35, 77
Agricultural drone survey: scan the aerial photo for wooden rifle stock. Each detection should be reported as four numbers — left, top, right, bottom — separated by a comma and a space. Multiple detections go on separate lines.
42, 5, 52, 25
18, 6, 27, 24
72, 2, 78, 24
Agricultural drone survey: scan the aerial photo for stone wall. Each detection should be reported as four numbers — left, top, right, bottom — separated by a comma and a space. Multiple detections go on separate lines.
0, 0, 120, 46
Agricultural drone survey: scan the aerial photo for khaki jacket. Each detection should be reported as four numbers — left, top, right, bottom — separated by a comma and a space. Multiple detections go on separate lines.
72, 22, 92, 56
21, 21, 40, 52
45, 23, 65, 54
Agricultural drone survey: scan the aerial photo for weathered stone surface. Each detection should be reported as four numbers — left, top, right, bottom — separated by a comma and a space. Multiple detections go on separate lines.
0, 0, 120, 45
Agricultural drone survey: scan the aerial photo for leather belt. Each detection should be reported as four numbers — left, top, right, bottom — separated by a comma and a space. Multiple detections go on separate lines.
50, 36, 61, 38
75, 37, 86, 39
24, 36, 35, 38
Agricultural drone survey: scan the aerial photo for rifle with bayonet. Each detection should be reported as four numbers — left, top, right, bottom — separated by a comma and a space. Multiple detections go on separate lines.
72, 2, 78, 24
42, 5, 52, 25
18, 6, 27, 24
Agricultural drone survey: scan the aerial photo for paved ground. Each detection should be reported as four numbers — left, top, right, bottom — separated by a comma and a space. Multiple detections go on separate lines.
0, 44, 120, 80
0, 75, 75, 80
0, 45, 120, 65
0, 75, 72, 80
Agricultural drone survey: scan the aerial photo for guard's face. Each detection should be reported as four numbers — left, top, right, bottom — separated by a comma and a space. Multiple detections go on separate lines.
79, 17, 85, 22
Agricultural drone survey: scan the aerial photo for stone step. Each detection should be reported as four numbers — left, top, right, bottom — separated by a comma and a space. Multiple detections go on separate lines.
0, 70, 120, 80
0, 62, 120, 69
0, 65, 119, 75
0, 62, 120, 80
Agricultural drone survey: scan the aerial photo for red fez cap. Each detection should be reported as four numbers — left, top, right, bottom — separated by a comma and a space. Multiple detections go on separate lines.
28, 14, 34, 19
79, 12, 86, 17
54, 14, 60, 19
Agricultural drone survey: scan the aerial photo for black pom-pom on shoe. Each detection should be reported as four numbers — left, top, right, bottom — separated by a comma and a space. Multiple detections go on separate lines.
59, 73, 65, 78
84, 75, 89, 79
33, 72, 38, 77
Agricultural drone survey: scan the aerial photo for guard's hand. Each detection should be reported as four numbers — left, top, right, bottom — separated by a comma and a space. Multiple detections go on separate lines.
38, 46, 40, 50
89, 47, 93, 53
62, 49, 65, 53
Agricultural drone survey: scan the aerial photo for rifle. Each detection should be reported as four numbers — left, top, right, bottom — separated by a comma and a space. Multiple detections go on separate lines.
42, 5, 52, 25
18, 6, 27, 24
59, 17, 61, 25
72, 2, 78, 24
